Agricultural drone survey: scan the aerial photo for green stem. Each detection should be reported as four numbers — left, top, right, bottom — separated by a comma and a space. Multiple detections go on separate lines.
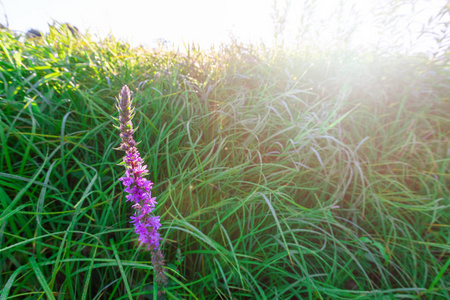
153, 269, 158, 300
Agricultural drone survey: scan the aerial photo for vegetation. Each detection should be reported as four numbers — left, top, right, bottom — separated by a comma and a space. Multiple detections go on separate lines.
0, 24, 449, 299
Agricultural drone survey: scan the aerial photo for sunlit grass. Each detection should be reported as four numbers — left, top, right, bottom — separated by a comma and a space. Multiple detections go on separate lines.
0, 25, 449, 299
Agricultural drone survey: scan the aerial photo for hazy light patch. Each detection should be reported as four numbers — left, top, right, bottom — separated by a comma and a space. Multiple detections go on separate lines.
278, 0, 448, 54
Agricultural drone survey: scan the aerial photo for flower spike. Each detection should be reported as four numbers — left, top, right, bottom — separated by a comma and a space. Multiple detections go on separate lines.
116, 85, 161, 250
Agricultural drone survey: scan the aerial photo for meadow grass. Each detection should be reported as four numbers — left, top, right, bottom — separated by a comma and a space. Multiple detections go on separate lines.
0, 25, 449, 299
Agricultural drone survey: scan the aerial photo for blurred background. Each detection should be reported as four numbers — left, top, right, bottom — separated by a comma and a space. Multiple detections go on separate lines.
1, 0, 449, 55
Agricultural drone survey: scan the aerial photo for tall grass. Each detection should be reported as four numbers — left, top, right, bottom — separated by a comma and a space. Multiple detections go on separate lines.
0, 25, 449, 299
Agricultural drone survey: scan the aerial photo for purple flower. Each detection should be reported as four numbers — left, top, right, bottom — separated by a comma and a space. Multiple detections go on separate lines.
119, 174, 134, 187
115, 85, 162, 251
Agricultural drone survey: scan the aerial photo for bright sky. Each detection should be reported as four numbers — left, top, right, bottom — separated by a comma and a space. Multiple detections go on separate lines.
1, 0, 274, 47
1, 0, 448, 53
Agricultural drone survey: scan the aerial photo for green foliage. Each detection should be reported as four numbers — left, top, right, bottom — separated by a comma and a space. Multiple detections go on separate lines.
0, 25, 449, 299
